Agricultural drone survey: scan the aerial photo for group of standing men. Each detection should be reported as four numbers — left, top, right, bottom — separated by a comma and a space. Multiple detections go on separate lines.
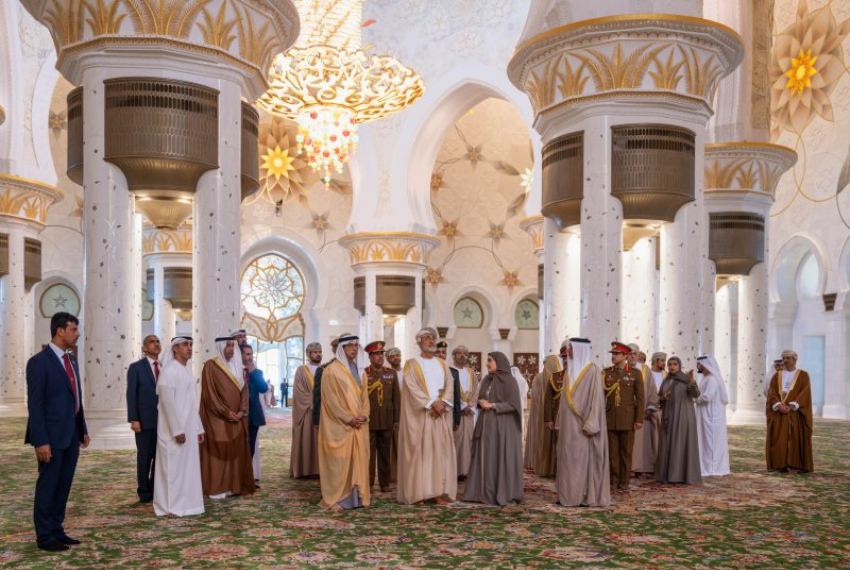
23, 311, 818, 550
125, 330, 269, 516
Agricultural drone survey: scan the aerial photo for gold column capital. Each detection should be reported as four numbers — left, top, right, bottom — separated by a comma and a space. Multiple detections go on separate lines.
338, 231, 442, 267
0, 175, 65, 228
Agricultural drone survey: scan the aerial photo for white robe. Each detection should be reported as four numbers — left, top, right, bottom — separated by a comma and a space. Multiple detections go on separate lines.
154, 359, 205, 517
695, 373, 730, 477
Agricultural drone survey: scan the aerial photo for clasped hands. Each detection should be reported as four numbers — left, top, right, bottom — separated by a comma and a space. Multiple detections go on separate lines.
776, 403, 793, 414
429, 399, 449, 419
347, 415, 368, 428
477, 398, 495, 411
174, 433, 205, 444
227, 410, 245, 422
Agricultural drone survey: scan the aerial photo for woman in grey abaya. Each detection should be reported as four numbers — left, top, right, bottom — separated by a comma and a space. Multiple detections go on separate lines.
655, 357, 703, 485
463, 352, 524, 506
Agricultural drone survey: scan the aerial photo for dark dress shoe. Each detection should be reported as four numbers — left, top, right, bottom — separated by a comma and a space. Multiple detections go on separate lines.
38, 541, 69, 552
138, 497, 153, 504
55, 536, 81, 545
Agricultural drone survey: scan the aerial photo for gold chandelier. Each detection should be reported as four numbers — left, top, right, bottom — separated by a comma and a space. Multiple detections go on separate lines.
257, 0, 425, 185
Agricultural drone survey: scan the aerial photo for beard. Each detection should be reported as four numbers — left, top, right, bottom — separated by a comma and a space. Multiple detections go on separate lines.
420, 344, 437, 354
309, 355, 322, 364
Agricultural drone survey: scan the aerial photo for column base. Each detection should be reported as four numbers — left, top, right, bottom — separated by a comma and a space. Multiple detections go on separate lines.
730, 403, 767, 426
821, 405, 849, 420
84, 410, 136, 450
0, 398, 28, 418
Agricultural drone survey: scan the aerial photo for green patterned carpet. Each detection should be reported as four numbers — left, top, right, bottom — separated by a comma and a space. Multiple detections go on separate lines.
1, 411, 848, 569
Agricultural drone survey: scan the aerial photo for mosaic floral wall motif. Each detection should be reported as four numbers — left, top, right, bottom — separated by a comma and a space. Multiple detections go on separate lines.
770, 0, 850, 234
425, 98, 538, 343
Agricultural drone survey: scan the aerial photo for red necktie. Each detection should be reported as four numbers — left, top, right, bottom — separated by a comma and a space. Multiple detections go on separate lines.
63, 353, 79, 414
153, 361, 160, 383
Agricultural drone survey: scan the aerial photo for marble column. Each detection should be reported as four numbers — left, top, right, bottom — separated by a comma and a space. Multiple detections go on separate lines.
360, 270, 384, 343
151, 263, 176, 344
714, 281, 735, 408
823, 293, 850, 419
580, 115, 622, 365
733, 262, 769, 424
659, 197, 704, 360
338, 233, 438, 363
79, 66, 140, 449
193, 79, 243, 376
542, 218, 579, 357
0, 223, 38, 416
621, 237, 658, 351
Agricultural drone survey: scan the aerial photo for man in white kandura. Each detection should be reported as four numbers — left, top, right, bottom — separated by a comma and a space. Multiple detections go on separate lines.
153, 336, 205, 517
694, 355, 730, 477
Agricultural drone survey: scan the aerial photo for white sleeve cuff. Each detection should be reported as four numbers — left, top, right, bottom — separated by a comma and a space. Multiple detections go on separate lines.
460, 402, 468, 410
442, 398, 452, 407
772, 402, 781, 411
790, 401, 799, 411
425, 397, 436, 409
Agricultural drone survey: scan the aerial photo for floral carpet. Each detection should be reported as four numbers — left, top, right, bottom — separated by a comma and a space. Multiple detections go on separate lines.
0, 411, 848, 569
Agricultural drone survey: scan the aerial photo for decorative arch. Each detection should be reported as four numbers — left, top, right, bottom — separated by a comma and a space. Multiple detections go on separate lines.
241, 234, 323, 344
442, 285, 498, 331
839, 234, 850, 292
770, 234, 829, 303
349, 64, 542, 232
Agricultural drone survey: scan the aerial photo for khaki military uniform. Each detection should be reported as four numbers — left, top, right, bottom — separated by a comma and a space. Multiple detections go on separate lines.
364, 366, 400, 491
603, 363, 646, 489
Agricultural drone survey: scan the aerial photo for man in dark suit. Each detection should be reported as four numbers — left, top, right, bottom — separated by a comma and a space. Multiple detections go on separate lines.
436, 341, 462, 430
25, 312, 90, 552
126, 334, 161, 503
240, 344, 268, 459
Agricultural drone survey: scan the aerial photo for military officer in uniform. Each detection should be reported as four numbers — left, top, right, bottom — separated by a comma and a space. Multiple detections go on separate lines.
603, 341, 646, 490
363, 341, 401, 492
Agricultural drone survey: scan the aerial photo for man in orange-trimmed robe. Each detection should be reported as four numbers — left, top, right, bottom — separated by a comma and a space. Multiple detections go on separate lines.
318, 334, 370, 510
291, 342, 322, 478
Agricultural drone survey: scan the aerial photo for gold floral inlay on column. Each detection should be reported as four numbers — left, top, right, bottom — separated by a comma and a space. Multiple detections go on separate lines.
0, 175, 65, 227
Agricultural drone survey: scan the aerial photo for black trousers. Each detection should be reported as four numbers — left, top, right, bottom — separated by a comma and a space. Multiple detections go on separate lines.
369, 429, 393, 490
135, 429, 156, 501
249, 424, 260, 458
34, 437, 79, 546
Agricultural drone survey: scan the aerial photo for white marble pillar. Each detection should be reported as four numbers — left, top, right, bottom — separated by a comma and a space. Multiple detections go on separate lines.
621, 237, 658, 350
403, 272, 424, 361
823, 294, 850, 419
659, 198, 704, 360
542, 218, 577, 356
732, 262, 768, 425
152, 264, 176, 344
0, 223, 38, 416
80, 66, 140, 449
714, 282, 735, 406
193, 79, 243, 376
361, 270, 384, 344
580, 115, 622, 365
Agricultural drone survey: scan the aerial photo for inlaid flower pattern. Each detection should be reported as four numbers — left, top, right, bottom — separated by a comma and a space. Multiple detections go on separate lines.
769, 0, 850, 138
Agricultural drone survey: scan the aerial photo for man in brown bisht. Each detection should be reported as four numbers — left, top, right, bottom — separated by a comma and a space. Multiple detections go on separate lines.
556, 338, 610, 507
603, 341, 645, 491
362, 341, 400, 493
398, 327, 457, 505
450, 345, 478, 480
290, 342, 322, 478
319, 334, 370, 510
538, 339, 569, 477
766, 349, 814, 473
632, 351, 665, 476
200, 335, 255, 499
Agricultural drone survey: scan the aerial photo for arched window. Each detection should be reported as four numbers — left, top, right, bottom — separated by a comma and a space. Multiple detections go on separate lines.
454, 297, 484, 328
39, 282, 81, 318
515, 298, 539, 329
241, 254, 306, 393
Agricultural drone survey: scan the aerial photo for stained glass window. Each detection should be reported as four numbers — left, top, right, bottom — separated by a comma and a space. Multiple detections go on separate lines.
515, 299, 539, 329
241, 254, 305, 342
454, 297, 484, 328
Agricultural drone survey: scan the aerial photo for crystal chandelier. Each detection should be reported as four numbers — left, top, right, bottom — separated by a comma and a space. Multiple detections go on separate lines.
257, 0, 425, 185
